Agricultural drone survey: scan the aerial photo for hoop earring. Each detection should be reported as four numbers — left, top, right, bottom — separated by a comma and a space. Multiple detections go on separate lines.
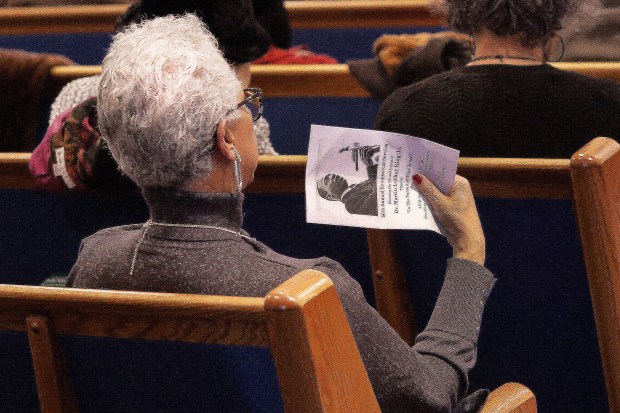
544, 35, 565, 62
557, 35, 565, 61
233, 148, 243, 192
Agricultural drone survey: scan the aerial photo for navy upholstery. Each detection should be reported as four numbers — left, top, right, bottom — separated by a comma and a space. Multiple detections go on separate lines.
64, 338, 283, 413
394, 199, 608, 412
0, 332, 39, 412
0, 332, 284, 412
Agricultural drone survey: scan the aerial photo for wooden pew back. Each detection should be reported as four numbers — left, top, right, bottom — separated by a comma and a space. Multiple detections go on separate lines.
0, 151, 599, 411
372, 138, 620, 412
0, 270, 380, 413
48, 63, 620, 98
0, 152, 573, 340
570, 137, 620, 412
0, 1, 442, 35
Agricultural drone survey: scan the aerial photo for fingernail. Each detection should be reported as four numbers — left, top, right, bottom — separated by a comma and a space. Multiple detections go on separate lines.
413, 174, 423, 185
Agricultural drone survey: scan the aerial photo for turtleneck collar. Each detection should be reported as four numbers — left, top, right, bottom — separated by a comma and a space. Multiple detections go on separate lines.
142, 188, 244, 233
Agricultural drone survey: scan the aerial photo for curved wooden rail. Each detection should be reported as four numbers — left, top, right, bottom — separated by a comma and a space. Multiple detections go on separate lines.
49, 62, 620, 98
0, 4, 123, 35
480, 382, 537, 413
0, 153, 571, 199
571, 137, 620, 412
0, 270, 382, 413
0, 152, 32, 190
0, 1, 441, 35
286, 0, 442, 29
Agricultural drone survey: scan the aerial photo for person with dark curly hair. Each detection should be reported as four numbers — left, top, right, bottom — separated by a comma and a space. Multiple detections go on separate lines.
376, 0, 620, 158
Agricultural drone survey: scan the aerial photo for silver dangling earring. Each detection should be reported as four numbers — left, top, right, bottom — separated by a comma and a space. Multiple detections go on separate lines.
233, 147, 242, 192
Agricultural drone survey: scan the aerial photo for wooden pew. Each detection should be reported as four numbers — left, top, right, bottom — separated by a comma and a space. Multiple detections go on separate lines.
365, 138, 620, 409
0, 152, 571, 336
0, 270, 537, 412
0, 151, 572, 346
0, 153, 572, 196
0, 270, 382, 413
5, 149, 614, 410
0, 1, 442, 35
570, 137, 620, 413
0, 153, 32, 190
0, 153, 310, 192
49, 62, 620, 98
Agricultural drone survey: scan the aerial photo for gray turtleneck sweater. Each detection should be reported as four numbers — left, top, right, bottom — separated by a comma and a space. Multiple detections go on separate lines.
67, 188, 496, 413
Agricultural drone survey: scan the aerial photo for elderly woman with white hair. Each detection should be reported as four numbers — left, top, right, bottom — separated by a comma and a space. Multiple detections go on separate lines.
376, 0, 620, 158
67, 14, 496, 413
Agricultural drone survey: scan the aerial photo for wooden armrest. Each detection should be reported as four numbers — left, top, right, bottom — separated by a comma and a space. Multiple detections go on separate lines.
480, 382, 537, 413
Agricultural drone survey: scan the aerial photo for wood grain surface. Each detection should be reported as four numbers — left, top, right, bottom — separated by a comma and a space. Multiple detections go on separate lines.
0, 284, 268, 346
26, 315, 79, 413
570, 137, 620, 412
366, 228, 416, 344
265, 270, 381, 413
0, 153, 573, 199
50, 62, 620, 97
0, 1, 441, 35
0, 270, 385, 413
480, 382, 537, 413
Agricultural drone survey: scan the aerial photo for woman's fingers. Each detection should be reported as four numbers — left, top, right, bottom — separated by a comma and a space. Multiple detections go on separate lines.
413, 174, 486, 265
412, 173, 445, 211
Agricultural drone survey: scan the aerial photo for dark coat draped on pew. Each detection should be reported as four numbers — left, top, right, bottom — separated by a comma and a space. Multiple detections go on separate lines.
0, 49, 73, 151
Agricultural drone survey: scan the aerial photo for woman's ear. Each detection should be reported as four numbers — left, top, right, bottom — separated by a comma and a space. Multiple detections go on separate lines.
215, 119, 236, 161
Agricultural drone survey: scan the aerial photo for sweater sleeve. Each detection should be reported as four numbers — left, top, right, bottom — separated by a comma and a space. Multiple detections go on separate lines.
65, 240, 86, 287
315, 258, 495, 413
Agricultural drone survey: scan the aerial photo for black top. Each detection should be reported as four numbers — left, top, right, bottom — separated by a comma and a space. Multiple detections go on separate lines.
376, 64, 620, 158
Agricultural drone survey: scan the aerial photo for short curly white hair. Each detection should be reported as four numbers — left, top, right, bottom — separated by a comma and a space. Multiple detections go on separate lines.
98, 14, 242, 188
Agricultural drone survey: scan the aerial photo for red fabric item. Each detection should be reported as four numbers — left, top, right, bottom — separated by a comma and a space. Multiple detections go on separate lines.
29, 105, 74, 192
253, 45, 338, 64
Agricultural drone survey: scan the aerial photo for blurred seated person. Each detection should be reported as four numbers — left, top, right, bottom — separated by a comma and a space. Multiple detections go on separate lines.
67, 14, 496, 413
563, 0, 620, 61
49, 0, 278, 155
376, 0, 620, 158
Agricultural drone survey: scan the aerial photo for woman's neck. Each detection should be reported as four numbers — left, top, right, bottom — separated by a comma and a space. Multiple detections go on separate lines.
180, 153, 237, 194
469, 31, 544, 66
